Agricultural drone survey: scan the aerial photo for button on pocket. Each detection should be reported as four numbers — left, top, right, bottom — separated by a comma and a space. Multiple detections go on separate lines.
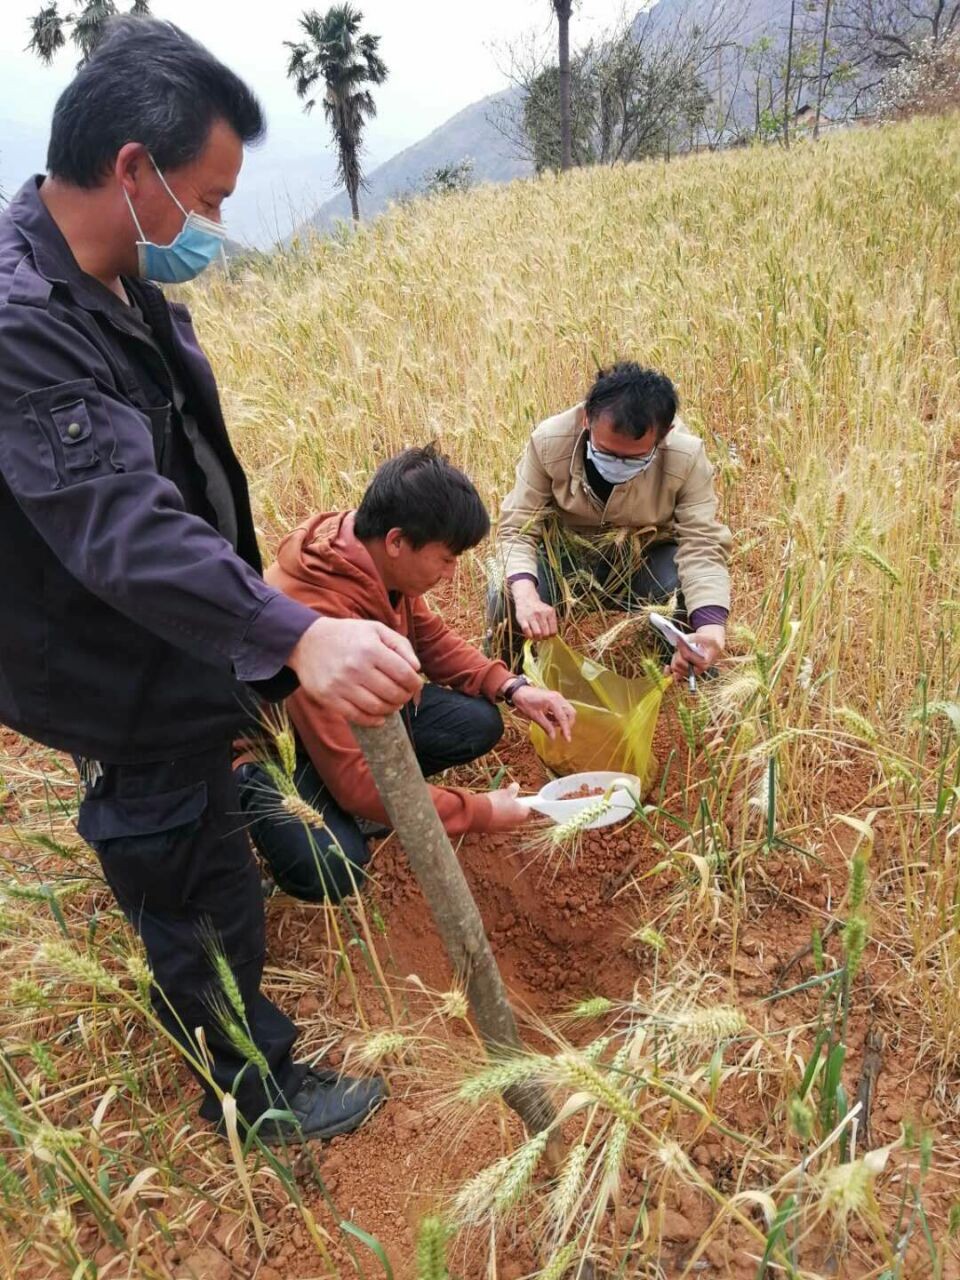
51, 400, 99, 471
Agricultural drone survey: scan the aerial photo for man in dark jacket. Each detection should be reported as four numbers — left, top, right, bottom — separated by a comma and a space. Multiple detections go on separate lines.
0, 18, 421, 1142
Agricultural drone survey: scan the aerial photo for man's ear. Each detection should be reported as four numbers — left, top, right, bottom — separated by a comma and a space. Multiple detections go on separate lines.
115, 141, 152, 199
384, 528, 405, 559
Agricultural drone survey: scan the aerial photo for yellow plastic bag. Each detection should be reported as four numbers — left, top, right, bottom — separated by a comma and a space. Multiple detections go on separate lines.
523, 636, 665, 793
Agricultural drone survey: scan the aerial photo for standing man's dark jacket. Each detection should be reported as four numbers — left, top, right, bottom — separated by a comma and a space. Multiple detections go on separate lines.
0, 178, 317, 763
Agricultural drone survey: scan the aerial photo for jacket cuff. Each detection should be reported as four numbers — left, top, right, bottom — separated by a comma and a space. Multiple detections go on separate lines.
465, 791, 495, 832
235, 590, 319, 682
480, 660, 513, 702
689, 605, 729, 631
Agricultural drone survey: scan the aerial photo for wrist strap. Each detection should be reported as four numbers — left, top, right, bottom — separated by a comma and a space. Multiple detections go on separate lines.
501, 675, 529, 706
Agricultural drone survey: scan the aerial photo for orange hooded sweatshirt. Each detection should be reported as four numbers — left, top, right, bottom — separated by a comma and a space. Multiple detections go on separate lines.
265, 512, 512, 836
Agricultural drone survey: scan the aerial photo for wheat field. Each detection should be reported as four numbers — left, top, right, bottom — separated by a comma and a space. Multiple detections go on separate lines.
1, 114, 959, 1278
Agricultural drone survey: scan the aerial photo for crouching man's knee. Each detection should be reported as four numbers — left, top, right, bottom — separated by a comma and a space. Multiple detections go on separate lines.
472, 699, 505, 757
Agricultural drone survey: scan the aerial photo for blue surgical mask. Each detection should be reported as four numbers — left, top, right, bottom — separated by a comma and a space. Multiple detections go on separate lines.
124, 158, 227, 284
586, 436, 658, 485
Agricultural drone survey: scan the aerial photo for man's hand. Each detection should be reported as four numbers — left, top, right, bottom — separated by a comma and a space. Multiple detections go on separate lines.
511, 579, 558, 641
486, 781, 533, 831
668, 625, 725, 681
288, 617, 422, 725
508, 683, 576, 742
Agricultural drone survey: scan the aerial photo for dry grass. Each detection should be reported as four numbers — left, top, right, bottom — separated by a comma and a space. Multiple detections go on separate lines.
1, 113, 959, 1277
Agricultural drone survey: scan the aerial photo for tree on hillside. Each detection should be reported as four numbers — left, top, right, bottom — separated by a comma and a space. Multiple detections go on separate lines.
498, 11, 725, 168
783, 0, 798, 145
521, 56, 596, 171
695, 40, 751, 150
727, 8, 844, 145
814, 0, 836, 138
831, 0, 959, 106
874, 28, 960, 116
285, 4, 387, 224
27, 0, 150, 67
549, 0, 575, 170
420, 158, 475, 196
835, 0, 959, 69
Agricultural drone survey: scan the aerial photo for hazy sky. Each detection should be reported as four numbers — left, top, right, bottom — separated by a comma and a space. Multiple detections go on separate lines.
0, 0, 632, 244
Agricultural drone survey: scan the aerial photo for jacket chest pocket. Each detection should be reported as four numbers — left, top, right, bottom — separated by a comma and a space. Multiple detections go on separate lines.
50, 400, 100, 472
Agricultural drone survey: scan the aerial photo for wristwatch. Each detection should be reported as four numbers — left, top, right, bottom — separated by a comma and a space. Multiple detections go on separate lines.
500, 675, 530, 706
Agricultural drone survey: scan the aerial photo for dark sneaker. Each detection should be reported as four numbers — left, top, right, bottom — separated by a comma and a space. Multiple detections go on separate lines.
258, 1070, 386, 1145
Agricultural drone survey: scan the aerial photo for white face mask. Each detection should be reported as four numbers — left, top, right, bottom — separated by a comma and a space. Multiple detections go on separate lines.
586, 436, 658, 484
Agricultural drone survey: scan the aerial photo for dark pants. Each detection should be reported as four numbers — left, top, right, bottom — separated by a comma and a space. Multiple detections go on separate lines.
236, 684, 504, 903
487, 538, 685, 668
76, 746, 301, 1124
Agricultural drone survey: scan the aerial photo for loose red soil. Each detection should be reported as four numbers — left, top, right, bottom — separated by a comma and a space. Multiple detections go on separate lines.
557, 782, 606, 800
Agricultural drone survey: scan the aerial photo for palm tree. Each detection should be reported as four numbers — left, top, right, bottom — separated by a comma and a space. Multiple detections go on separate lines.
27, 1, 151, 68
551, 0, 574, 170
285, 5, 388, 223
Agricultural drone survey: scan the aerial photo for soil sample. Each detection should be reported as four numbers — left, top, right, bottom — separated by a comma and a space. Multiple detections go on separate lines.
560, 783, 606, 800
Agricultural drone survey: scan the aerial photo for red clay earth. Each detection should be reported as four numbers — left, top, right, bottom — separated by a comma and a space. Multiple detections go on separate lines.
557, 783, 607, 800
4, 667, 960, 1278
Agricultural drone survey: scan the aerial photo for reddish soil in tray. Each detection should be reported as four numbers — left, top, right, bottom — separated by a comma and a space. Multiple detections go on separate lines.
557, 782, 606, 800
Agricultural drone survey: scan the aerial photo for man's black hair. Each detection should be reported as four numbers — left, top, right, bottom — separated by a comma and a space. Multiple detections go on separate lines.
47, 17, 266, 187
354, 445, 490, 555
585, 363, 678, 440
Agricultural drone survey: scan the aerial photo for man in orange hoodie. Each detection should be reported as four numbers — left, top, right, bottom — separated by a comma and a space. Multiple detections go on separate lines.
236, 446, 575, 902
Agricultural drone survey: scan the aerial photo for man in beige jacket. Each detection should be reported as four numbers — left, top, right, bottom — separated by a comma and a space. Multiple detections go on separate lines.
489, 363, 732, 680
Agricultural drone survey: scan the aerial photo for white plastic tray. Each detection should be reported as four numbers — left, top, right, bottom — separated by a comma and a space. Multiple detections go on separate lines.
518, 770, 641, 829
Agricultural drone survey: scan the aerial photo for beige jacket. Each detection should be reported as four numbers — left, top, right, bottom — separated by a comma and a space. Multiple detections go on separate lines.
496, 404, 732, 614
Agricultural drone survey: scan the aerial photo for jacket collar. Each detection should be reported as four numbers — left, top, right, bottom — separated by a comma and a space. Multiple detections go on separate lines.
568, 405, 588, 481
9, 175, 150, 326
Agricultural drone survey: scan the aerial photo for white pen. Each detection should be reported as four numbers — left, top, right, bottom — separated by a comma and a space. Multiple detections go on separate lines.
649, 612, 705, 696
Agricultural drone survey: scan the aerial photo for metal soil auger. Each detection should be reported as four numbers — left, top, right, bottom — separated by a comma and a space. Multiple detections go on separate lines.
354, 713, 563, 1164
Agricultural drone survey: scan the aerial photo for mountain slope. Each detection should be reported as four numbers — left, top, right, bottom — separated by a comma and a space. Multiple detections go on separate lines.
296, 88, 531, 235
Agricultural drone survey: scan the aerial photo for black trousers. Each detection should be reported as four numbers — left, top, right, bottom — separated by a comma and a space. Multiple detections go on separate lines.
486, 538, 684, 668
236, 684, 504, 904
77, 746, 301, 1123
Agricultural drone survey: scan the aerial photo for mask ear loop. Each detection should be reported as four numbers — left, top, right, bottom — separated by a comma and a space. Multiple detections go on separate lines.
122, 154, 186, 245
149, 154, 191, 220
123, 187, 148, 241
